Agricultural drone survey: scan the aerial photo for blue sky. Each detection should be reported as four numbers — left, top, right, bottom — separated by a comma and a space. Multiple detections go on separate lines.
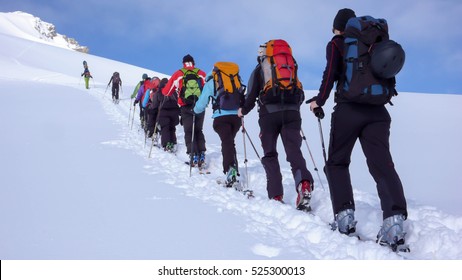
2, 0, 461, 94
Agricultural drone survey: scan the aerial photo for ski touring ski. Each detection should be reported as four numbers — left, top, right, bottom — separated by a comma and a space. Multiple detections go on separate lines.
184, 161, 211, 174
216, 179, 254, 199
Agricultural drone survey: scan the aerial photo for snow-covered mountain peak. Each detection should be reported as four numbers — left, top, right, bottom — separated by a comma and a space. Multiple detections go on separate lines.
0, 11, 88, 53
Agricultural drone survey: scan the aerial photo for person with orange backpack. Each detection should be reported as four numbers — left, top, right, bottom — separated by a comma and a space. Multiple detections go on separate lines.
238, 40, 314, 211
162, 55, 207, 166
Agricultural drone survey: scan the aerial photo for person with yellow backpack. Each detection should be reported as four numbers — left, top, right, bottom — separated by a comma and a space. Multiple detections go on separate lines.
194, 62, 245, 187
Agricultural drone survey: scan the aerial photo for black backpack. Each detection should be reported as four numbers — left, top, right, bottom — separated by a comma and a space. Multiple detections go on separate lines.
339, 16, 405, 105
112, 72, 121, 85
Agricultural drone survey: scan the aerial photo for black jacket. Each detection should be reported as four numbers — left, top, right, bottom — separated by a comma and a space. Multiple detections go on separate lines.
314, 35, 345, 106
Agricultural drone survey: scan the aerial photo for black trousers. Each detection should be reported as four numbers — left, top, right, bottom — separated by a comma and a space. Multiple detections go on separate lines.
158, 108, 180, 147
181, 106, 206, 154
259, 110, 313, 199
325, 102, 407, 219
111, 86, 119, 100
213, 115, 241, 174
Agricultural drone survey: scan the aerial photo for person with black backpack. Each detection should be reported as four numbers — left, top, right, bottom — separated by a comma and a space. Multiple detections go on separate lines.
107, 72, 122, 103
238, 40, 314, 212
162, 55, 207, 167
194, 62, 245, 187
307, 8, 408, 252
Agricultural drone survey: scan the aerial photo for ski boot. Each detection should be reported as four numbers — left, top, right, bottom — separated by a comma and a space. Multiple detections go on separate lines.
198, 151, 206, 168
296, 180, 312, 212
190, 153, 199, 167
331, 209, 357, 236
164, 142, 175, 153
377, 214, 409, 252
225, 166, 238, 188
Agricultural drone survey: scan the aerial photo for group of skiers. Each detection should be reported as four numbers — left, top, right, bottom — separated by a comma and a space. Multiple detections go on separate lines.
83, 8, 410, 252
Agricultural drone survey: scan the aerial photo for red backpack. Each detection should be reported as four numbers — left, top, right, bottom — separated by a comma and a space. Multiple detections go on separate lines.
259, 39, 304, 105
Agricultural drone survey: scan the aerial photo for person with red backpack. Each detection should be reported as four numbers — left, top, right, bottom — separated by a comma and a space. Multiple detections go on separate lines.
238, 40, 314, 211
307, 8, 408, 252
162, 55, 207, 166
143, 77, 161, 137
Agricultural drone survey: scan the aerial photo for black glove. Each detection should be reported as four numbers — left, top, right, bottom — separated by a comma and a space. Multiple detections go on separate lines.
313, 107, 325, 119
134, 100, 138, 106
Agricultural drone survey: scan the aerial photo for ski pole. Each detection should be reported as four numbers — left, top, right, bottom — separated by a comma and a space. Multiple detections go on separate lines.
300, 128, 325, 190
128, 98, 133, 125
318, 118, 327, 165
241, 119, 261, 161
130, 104, 136, 130
241, 118, 250, 191
148, 96, 166, 158
189, 111, 196, 177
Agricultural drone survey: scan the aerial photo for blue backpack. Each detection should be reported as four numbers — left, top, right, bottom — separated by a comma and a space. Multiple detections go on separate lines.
340, 16, 405, 105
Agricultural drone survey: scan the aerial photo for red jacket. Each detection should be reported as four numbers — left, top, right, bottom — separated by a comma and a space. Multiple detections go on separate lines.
162, 62, 206, 107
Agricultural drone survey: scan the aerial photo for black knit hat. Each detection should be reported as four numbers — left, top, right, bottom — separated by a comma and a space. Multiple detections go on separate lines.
182, 54, 195, 64
333, 8, 356, 32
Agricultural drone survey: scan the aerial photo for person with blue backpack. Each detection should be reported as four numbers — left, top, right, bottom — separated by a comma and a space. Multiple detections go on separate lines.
307, 8, 409, 252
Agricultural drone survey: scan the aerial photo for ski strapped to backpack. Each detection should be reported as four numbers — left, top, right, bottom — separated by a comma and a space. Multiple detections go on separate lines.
211, 62, 246, 112
340, 16, 405, 105
259, 39, 304, 106
180, 68, 203, 105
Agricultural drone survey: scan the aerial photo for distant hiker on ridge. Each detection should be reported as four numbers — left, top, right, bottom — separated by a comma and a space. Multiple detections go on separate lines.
81, 61, 93, 89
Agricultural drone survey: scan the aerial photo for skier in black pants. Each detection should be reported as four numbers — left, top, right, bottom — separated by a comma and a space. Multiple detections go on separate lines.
238, 42, 314, 211
107, 72, 122, 102
308, 8, 408, 250
151, 78, 180, 151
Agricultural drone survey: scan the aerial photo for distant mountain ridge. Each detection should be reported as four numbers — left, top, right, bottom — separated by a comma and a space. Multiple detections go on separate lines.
0, 11, 88, 53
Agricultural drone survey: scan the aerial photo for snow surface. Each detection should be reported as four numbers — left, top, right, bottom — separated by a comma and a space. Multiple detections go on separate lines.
1, 11, 462, 260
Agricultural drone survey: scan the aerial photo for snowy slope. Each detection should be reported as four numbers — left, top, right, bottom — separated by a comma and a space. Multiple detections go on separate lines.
1, 11, 461, 260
